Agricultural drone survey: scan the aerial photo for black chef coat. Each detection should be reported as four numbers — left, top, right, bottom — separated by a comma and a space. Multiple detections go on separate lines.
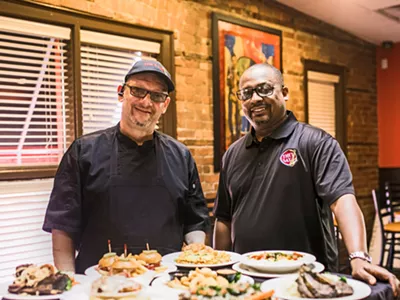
43, 124, 210, 273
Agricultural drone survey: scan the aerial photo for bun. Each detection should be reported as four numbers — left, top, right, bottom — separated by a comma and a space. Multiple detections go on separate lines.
98, 252, 117, 270
111, 258, 138, 271
138, 250, 162, 265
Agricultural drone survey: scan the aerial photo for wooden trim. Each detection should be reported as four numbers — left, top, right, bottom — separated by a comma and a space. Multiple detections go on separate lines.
159, 33, 177, 138
0, 167, 56, 181
0, 0, 176, 180
71, 25, 83, 138
304, 60, 347, 156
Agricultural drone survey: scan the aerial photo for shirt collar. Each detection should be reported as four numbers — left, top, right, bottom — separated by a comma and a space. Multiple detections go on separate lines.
245, 110, 298, 148
116, 123, 156, 149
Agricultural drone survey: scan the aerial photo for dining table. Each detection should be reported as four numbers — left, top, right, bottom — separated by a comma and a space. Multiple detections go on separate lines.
173, 266, 396, 300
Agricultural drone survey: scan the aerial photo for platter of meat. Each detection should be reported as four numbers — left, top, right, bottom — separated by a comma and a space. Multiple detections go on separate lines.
260, 265, 371, 300
0, 264, 86, 300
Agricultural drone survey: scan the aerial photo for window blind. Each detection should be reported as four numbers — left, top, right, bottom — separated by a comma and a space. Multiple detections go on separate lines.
80, 30, 160, 135
0, 179, 54, 283
0, 16, 71, 167
307, 71, 340, 138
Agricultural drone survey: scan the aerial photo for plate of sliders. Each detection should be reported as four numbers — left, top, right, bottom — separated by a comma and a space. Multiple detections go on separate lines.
84, 249, 177, 279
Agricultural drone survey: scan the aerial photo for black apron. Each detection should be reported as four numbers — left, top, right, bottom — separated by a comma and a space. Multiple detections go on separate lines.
75, 132, 184, 273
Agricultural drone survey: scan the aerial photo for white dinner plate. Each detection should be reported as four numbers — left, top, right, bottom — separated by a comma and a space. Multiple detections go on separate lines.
161, 251, 242, 268
260, 274, 372, 300
232, 261, 325, 279
241, 250, 316, 273
0, 274, 89, 300
151, 273, 254, 289
84, 262, 177, 278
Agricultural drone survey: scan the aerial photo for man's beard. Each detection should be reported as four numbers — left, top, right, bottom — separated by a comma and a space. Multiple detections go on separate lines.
255, 119, 269, 126
135, 120, 146, 127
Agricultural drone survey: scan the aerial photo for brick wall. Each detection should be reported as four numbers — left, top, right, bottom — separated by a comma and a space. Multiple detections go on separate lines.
28, 0, 378, 242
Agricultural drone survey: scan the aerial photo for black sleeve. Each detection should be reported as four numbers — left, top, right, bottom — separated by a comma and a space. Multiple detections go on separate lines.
42, 140, 82, 234
312, 137, 355, 206
213, 158, 232, 222
183, 153, 210, 234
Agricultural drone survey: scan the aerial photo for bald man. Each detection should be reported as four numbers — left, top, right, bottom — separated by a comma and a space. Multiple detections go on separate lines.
213, 63, 400, 296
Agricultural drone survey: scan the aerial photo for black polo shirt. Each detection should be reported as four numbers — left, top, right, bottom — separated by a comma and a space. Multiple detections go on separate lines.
213, 111, 354, 271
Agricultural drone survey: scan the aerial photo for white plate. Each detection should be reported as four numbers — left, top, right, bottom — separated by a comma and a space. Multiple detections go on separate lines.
151, 273, 254, 289
232, 261, 325, 278
0, 274, 90, 300
260, 274, 372, 300
161, 251, 242, 268
84, 262, 177, 278
241, 250, 316, 273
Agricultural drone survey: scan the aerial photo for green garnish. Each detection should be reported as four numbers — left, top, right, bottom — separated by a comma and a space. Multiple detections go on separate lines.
252, 282, 261, 290
65, 278, 72, 291
340, 276, 347, 283
233, 272, 241, 283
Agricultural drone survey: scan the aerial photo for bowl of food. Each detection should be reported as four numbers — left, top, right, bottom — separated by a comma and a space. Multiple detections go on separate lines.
241, 250, 316, 273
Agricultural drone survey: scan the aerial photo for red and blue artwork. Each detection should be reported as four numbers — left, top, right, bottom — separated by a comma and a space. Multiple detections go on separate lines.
218, 20, 281, 149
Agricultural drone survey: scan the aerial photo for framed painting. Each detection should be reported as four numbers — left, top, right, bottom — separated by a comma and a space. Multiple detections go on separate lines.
212, 13, 282, 171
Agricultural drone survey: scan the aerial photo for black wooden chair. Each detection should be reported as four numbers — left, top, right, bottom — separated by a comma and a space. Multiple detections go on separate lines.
372, 188, 400, 269
385, 182, 400, 222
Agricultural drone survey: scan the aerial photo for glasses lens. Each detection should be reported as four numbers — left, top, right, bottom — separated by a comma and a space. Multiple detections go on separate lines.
237, 88, 253, 101
256, 84, 274, 97
130, 86, 147, 98
150, 93, 167, 103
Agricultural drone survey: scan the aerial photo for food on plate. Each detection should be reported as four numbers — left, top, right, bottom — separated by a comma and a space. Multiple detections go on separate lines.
138, 250, 162, 270
91, 276, 142, 296
8, 264, 74, 295
97, 254, 148, 277
217, 269, 241, 283
98, 252, 117, 272
176, 243, 231, 265
290, 264, 354, 298
96, 250, 167, 277
249, 251, 304, 262
166, 267, 274, 299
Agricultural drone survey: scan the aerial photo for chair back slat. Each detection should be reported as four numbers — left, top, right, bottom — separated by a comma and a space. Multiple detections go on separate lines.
384, 181, 400, 221
372, 189, 387, 233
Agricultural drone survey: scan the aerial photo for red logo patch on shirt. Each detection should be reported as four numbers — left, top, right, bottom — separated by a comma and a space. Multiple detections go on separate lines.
280, 149, 298, 167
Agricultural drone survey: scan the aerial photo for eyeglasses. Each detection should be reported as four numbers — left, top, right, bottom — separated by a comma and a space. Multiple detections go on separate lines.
124, 84, 169, 103
236, 83, 281, 101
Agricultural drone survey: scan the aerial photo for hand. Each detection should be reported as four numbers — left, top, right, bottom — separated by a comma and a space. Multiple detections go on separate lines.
351, 258, 400, 297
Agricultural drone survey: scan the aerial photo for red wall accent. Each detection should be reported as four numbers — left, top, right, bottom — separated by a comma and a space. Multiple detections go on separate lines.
377, 43, 400, 167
